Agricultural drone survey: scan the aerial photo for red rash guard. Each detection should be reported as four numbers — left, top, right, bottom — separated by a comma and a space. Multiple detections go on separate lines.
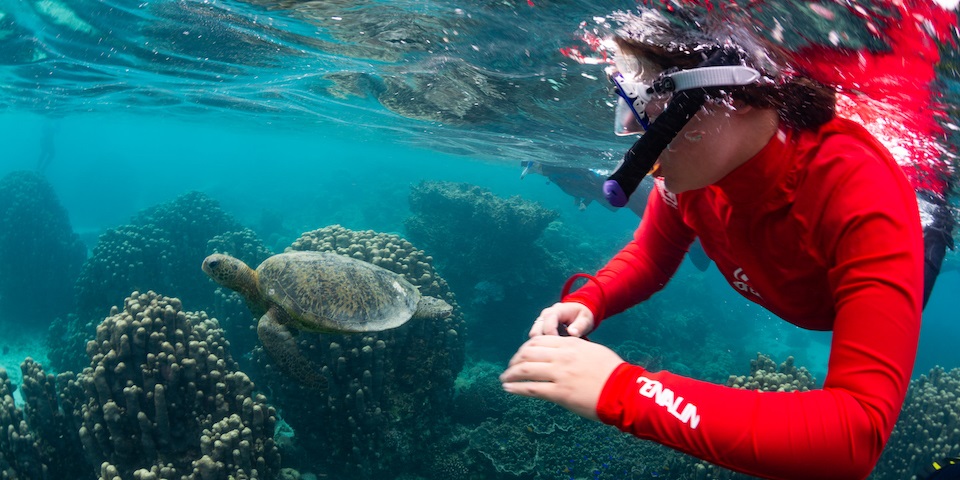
564, 118, 924, 479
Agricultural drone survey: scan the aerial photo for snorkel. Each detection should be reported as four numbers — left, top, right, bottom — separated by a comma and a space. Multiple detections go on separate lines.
604, 47, 757, 207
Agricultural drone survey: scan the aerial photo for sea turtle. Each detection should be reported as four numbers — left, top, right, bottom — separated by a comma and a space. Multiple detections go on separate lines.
201, 250, 453, 388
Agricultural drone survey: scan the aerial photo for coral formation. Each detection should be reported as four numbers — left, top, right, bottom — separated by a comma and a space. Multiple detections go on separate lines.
74, 192, 243, 321
726, 353, 816, 392
449, 359, 686, 480
53, 193, 262, 374
873, 366, 960, 479
406, 181, 558, 272
0, 358, 89, 479
4, 291, 280, 480
250, 225, 465, 478
74, 291, 279, 479
405, 181, 571, 355
0, 171, 85, 326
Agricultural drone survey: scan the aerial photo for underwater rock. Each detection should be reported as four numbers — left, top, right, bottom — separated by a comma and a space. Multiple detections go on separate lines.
0, 170, 85, 326
250, 225, 465, 478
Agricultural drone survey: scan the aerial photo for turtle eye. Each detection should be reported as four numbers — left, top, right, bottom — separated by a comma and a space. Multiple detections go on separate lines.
208, 260, 220, 269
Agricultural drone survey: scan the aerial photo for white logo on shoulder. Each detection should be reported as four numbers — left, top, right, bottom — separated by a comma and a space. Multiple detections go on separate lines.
636, 376, 700, 429
731, 267, 761, 299
654, 177, 678, 209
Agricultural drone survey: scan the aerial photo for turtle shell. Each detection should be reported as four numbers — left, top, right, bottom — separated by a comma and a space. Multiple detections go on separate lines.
256, 251, 421, 333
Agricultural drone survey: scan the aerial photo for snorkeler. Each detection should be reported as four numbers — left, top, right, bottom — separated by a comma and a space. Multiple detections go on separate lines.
501, 3, 956, 479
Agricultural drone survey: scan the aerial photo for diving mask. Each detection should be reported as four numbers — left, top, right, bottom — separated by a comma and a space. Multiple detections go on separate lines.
609, 65, 762, 136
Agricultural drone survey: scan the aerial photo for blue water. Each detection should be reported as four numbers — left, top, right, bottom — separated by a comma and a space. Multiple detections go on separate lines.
3, 107, 958, 375
1, 0, 959, 479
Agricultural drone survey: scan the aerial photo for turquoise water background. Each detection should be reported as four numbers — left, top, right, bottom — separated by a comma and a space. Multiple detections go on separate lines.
1, 109, 958, 380
1, 1, 959, 477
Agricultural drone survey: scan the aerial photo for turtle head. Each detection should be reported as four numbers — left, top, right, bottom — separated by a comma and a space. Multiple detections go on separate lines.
202, 254, 257, 294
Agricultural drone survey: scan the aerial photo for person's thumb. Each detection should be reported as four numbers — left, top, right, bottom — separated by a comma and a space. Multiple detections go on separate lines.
565, 309, 594, 338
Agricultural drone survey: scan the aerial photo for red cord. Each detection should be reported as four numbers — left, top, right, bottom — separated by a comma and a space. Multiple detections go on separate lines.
560, 272, 607, 331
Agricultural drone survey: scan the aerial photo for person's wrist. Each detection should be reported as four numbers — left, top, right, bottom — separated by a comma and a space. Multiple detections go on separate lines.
595, 362, 643, 426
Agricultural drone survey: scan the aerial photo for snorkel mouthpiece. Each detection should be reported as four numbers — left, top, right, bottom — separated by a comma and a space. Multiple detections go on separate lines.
604, 47, 753, 207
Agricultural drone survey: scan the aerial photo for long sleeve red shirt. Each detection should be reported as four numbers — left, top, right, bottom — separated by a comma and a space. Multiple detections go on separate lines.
564, 118, 924, 479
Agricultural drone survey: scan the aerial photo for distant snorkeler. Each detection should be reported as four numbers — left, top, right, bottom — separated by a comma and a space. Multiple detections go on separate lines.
501, 1, 959, 479
520, 159, 711, 271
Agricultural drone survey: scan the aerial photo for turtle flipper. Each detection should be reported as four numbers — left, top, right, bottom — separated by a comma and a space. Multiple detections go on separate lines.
412, 296, 453, 320
257, 307, 328, 390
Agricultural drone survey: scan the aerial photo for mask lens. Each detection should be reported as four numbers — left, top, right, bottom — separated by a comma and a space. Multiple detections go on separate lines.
609, 72, 653, 136
614, 97, 647, 136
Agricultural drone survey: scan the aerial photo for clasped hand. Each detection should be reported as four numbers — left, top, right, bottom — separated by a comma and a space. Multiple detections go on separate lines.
500, 302, 625, 420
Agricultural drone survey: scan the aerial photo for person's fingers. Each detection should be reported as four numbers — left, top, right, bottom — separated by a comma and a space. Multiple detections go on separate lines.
527, 319, 543, 337
499, 360, 559, 383
530, 306, 562, 337
565, 312, 590, 337
506, 344, 557, 367
501, 379, 557, 399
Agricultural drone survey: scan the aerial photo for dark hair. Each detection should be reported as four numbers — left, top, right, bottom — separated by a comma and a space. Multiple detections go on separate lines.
613, 35, 836, 130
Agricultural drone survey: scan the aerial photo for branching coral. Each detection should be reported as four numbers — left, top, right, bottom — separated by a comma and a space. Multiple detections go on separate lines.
873, 366, 960, 479
726, 353, 816, 393
73, 291, 279, 479
6, 291, 280, 480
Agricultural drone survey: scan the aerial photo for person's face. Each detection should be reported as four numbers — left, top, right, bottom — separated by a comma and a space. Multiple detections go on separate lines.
653, 100, 746, 194
612, 53, 757, 194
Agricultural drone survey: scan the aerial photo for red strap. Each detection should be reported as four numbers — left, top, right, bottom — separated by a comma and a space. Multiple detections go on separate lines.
561, 272, 607, 326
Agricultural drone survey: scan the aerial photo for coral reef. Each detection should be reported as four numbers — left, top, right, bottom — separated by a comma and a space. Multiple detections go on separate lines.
74, 291, 279, 479
0, 170, 85, 326
53, 192, 260, 374
406, 181, 558, 274
249, 225, 465, 478
405, 181, 573, 356
74, 192, 243, 321
726, 353, 816, 392
873, 366, 960, 479
0, 358, 89, 479
448, 359, 687, 480
4, 291, 280, 480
